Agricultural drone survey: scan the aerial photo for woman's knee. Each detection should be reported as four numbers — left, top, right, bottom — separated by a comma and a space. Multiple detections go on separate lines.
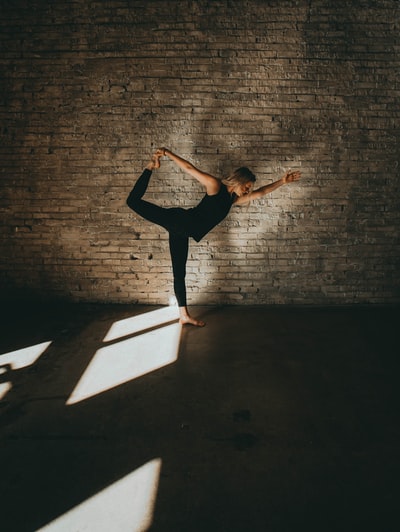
126, 193, 139, 210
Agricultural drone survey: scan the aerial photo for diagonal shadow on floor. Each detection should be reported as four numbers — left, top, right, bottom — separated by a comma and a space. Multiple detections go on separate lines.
0, 302, 399, 532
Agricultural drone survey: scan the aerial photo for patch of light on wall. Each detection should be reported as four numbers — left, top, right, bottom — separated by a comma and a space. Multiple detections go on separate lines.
36, 458, 162, 532
0, 341, 51, 401
67, 308, 181, 405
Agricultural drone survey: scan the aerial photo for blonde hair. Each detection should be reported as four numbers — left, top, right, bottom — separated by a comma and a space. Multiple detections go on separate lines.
222, 167, 256, 191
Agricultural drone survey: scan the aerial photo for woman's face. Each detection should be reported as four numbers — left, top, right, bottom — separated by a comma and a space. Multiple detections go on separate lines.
234, 181, 253, 197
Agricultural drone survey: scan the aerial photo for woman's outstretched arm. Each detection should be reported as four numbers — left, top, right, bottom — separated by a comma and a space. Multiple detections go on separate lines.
235, 169, 301, 206
156, 148, 221, 195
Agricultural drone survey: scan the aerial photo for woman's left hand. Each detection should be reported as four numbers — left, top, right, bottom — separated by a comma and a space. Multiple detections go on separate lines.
282, 170, 301, 184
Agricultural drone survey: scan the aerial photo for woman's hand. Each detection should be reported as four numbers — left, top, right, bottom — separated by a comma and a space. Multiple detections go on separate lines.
155, 147, 168, 158
282, 170, 301, 184
145, 152, 162, 170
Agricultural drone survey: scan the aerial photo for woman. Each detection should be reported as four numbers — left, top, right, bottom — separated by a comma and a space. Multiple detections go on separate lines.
127, 148, 301, 326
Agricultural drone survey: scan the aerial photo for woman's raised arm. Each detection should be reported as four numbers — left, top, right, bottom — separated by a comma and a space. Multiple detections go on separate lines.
157, 148, 221, 195
234, 169, 301, 206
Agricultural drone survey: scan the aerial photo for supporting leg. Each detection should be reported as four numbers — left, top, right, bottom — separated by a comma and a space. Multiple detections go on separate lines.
169, 233, 205, 327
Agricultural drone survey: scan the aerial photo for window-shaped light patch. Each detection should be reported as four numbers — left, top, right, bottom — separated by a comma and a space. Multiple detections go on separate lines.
67, 307, 181, 405
0, 341, 51, 400
103, 305, 180, 343
37, 458, 162, 532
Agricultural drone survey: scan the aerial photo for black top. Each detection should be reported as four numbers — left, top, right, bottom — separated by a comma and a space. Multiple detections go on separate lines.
187, 184, 235, 242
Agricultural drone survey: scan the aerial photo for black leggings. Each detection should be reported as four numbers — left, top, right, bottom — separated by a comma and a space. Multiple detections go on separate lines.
127, 169, 189, 307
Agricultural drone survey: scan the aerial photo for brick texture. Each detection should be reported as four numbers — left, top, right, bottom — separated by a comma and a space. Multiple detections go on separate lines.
1, 0, 399, 305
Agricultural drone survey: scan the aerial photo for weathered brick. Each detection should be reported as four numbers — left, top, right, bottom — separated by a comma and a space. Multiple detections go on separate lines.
0, 0, 399, 305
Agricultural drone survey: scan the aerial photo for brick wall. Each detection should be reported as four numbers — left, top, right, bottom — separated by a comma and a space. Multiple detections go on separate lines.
1, 0, 399, 305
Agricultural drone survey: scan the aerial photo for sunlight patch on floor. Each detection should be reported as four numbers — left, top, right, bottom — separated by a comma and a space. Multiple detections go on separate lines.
36, 458, 162, 532
0, 376, 12, 402
66, 307, 181, 405
0, 341, 51, 401
103, 305, 180, 342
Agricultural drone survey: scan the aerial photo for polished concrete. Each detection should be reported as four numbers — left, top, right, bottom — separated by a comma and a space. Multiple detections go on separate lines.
0, 303, 399, 532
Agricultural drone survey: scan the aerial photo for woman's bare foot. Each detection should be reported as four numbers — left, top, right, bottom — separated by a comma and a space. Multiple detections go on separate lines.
179, 316, 206, 327
146, 155, 161, 170
179, 307, 205, 327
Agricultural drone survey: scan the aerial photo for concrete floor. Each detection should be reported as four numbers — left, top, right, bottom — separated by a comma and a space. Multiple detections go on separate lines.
0, 302, 399, 532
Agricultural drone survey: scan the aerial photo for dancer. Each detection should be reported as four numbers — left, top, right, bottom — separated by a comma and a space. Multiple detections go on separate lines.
127, 148, 301, 326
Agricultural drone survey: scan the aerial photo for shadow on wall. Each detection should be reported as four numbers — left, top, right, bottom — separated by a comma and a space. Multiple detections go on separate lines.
3, 0, 398, 304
